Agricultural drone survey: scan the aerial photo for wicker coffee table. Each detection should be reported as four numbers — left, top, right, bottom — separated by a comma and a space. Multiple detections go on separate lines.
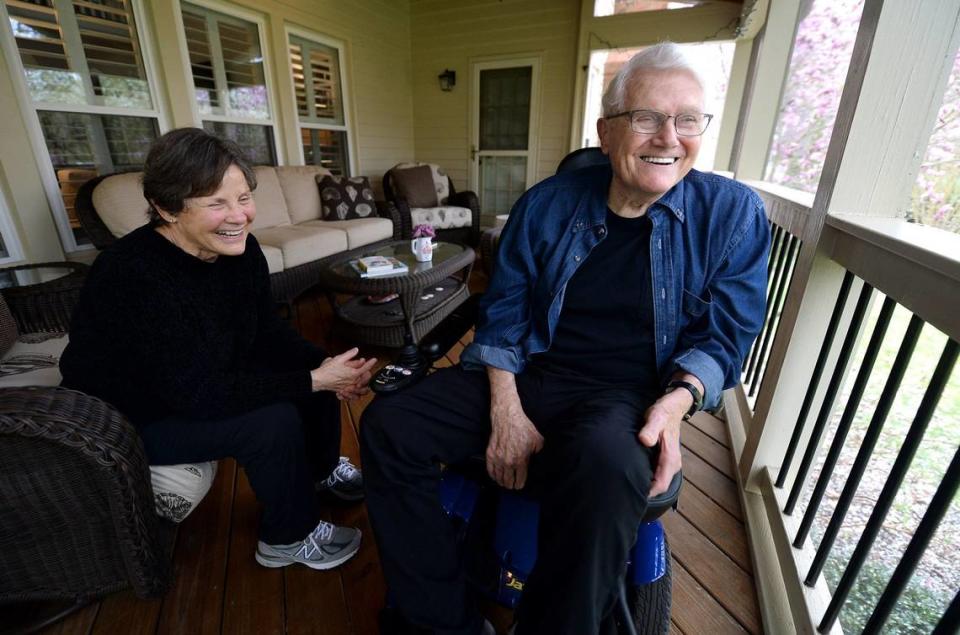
316, 240, 475, 348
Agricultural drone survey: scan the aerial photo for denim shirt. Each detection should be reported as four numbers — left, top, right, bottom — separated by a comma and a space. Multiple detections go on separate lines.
461, 165, 770, 410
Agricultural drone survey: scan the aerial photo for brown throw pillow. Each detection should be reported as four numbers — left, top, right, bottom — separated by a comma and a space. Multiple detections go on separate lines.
317, 175, 376, 220
393, 165, 438, 208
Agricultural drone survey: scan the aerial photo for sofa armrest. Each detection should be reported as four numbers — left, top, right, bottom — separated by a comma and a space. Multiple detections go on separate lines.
376, 200, 404, 240
0, 386, 173, 601
448, 190, 481, 246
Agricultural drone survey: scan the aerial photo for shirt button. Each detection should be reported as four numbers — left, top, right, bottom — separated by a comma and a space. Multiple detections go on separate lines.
598, 227, 606, 237
574, 255, 581, 262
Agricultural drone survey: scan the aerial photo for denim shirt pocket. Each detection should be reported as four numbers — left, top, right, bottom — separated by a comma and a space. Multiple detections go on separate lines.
682, 288, 712, 318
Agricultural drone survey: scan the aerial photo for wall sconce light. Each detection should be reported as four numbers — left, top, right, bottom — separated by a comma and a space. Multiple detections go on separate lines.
438, 69, 456, 92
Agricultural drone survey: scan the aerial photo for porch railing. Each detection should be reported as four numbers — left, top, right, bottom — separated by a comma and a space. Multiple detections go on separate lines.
725, 182, 960, 635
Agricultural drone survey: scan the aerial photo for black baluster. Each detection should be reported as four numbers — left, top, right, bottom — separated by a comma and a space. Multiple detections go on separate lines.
784, 281, 872, 514
794, 297, 895, 548
864, 340, 960, 633
806, 313, 923, 587
775, 271, 854, 489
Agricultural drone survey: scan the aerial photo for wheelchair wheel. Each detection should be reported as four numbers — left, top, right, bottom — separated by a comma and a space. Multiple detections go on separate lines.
606, 536, 673, 635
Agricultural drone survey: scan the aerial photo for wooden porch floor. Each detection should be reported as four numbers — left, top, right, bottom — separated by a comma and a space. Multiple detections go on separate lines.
19, 273, 763, 635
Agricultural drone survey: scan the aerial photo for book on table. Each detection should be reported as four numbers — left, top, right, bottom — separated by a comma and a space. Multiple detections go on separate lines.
351, 255, 409, 277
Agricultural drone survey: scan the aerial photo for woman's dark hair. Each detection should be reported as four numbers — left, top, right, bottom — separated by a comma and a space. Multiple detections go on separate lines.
142, 127, 257, 225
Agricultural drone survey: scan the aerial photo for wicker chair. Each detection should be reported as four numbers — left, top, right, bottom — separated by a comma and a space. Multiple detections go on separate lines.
0, 277, 173, 618
383, 163, 481, 246
479, 148, 610, 278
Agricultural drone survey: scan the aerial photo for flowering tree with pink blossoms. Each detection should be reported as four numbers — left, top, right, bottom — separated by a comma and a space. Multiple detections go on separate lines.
764, 0, 864, 192
767, 0, 959, 235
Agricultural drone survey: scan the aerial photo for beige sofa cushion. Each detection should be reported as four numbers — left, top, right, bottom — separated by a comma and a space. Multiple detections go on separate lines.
303, 217, 393, 249
258, 243, 285, 274
276, 165, 330, 224
253, 225, 348, 269
251, 166, 292, 230
93, 172, 149, 238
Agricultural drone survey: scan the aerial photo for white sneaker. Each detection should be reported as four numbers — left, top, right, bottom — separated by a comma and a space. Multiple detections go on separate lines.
255, 520, 361, 570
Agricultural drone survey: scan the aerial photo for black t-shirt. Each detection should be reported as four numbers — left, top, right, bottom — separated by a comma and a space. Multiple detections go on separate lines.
531, 209, 658, 386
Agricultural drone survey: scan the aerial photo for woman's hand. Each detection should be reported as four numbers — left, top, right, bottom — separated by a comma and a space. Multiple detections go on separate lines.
311, 348, 377, 400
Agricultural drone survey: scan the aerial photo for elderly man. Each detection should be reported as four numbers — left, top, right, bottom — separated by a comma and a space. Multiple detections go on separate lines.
361, 43, 769, 635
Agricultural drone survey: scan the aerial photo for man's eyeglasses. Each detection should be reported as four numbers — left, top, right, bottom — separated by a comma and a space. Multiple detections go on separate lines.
605, 109, 713, 137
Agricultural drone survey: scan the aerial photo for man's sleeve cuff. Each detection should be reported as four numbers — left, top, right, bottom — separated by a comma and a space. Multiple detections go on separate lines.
671, 348, 724, 411
461, 342, 525, 374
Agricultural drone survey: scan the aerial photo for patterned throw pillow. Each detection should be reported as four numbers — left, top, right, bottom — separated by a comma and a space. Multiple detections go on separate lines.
317, 175, 376, 220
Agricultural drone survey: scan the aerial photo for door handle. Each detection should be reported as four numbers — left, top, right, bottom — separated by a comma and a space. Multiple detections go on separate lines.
471, 145, 477, 161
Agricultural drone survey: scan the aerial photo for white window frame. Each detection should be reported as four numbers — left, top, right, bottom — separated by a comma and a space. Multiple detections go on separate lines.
0, 182, 25, 265
0, 0, 168, 254
174, 0, 284, 164
285, 25, 356, 175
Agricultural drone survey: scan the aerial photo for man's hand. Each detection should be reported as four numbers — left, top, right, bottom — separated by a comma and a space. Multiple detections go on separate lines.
486, 368, 543, 490
638, 373, 702, 496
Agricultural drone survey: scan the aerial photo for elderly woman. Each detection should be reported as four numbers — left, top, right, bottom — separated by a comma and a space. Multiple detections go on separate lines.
362, 43, 770, 634
61, 127, 376, 571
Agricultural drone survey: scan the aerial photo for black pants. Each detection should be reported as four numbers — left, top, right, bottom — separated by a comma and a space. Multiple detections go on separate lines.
360, 365, 657, 635
139, 391, 341, 545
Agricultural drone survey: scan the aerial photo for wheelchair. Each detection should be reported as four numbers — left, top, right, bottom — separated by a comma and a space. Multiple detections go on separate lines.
375, 295, 682, 635
438, 462, 681, 635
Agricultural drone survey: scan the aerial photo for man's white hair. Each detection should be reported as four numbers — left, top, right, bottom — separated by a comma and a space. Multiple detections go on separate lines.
601, 42, 705, 117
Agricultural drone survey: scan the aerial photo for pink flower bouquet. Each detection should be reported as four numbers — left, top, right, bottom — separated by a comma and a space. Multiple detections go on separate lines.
412, 224, 436, 239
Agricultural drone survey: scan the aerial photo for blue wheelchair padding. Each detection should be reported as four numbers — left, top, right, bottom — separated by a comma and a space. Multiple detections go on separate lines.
438, 469, 480, 522
494, 491, 539, 577
438, 467, 682, 605
629, 521, 669, 585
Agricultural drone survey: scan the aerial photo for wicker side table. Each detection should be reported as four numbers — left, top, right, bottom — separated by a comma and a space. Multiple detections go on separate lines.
316, 241, 475, 348
0, 262, 89, 334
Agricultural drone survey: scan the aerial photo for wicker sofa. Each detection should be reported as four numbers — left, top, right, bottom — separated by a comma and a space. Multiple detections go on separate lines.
76, 165, 401, 305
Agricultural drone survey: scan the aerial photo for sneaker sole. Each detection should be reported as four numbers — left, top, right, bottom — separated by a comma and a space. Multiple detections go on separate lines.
255, 535, 361, 571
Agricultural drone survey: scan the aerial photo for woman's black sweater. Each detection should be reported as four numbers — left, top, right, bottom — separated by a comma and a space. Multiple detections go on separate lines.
60, 225, 325, 427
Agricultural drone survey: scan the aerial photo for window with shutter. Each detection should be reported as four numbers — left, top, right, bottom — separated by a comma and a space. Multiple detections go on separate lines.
288, 32, 350, 176
180, 2, 276, 166
2, 0, 161, 252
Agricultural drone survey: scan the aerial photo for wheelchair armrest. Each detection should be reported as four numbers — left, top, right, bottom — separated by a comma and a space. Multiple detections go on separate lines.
642, 470, 682, 523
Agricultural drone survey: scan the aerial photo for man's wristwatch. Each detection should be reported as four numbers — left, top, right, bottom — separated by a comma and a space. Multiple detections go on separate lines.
665, 380, 703, 420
